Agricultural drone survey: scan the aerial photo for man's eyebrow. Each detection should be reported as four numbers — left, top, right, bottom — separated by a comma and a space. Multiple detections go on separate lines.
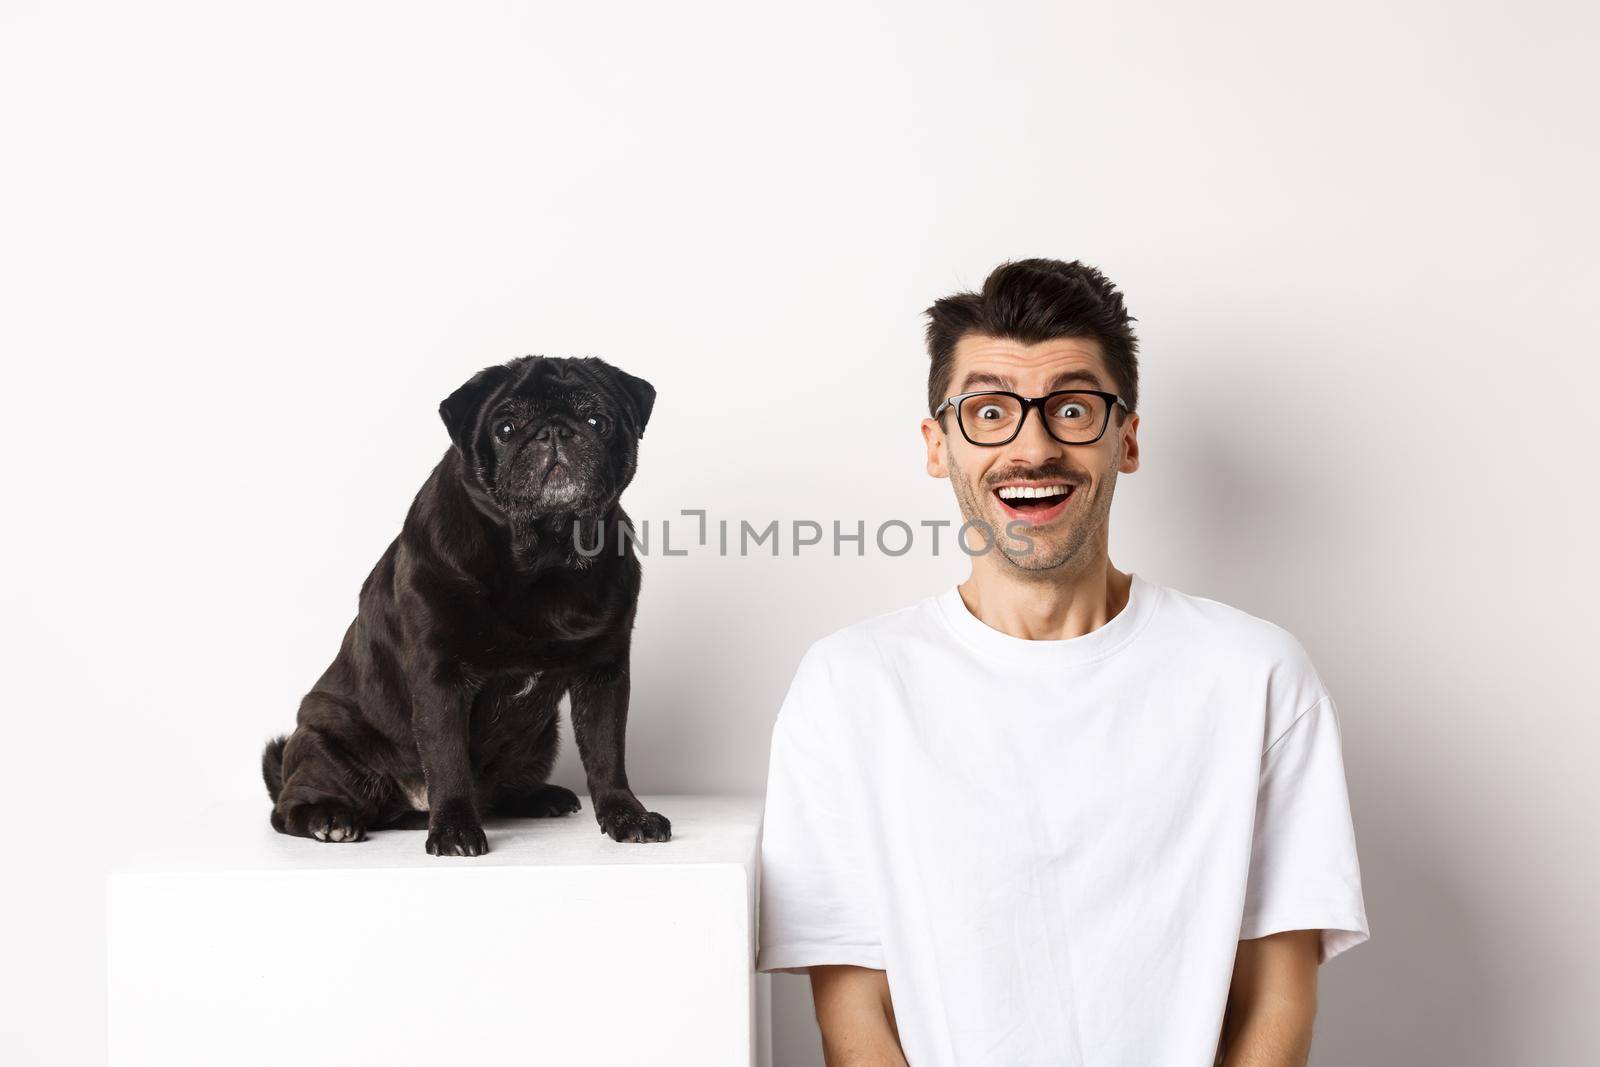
1045, 369, 1106, 391
957, 371, 1014, 391
956, 368, 1106, 393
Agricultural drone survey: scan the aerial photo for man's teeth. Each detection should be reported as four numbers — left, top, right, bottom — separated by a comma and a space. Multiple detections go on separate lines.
996, 485, 1072, 500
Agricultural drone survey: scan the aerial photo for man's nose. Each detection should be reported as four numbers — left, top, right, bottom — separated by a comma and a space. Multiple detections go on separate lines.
1006, 405, 1065, 459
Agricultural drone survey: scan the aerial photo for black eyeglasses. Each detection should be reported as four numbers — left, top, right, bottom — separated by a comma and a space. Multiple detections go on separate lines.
933, 389, 1130, 447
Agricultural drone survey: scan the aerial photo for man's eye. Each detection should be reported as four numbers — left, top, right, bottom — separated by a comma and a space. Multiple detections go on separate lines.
494, 420, 516, 440
976, 405, 1006, 420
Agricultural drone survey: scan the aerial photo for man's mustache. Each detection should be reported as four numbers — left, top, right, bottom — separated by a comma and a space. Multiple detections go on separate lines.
983, 466, 1083, 488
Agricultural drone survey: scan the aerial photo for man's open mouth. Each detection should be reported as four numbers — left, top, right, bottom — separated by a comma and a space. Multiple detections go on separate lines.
992, 482, 1076, 525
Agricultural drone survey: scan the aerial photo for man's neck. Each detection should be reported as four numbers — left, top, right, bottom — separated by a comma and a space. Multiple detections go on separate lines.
956, 559, 1132, 642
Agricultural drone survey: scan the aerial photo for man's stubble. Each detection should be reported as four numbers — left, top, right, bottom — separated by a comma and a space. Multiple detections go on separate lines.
947, 453, 1118, 579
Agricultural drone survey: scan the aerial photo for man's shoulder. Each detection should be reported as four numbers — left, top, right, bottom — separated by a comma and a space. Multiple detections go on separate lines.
773, 597, 939, 742
1156, 580, 1319, 668
793, 591, 946, 678
1155, 579, 1333, 738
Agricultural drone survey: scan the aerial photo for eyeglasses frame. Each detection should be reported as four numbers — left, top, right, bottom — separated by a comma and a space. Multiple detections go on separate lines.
932, 388, 1132, 447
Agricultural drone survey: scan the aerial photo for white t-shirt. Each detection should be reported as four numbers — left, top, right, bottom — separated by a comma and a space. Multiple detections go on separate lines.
755, 571, 1369, 1067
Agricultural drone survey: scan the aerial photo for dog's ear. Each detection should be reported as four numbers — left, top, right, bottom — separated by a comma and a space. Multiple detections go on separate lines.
439, 362, 514, 454
583, 356, 655, 437
611, 366, 657, 439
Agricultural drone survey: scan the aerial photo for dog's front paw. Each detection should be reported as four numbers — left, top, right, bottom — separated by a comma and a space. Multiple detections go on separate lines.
597, 804, 671, 843
426, 808, 488, 857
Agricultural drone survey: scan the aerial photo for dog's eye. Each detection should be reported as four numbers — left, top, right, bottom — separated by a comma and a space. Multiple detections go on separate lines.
586, 415, 609, 434
494, 419, 516, 440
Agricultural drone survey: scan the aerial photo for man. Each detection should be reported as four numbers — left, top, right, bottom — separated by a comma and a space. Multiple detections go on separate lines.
754, 259, 1370, 1066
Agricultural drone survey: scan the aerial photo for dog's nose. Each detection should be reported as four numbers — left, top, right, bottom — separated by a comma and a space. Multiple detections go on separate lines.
533, 422, 575, 443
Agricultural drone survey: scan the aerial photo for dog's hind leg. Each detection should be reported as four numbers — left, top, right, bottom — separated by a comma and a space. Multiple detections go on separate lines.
270, 725, 383, 843
482, 705, 578, 818
493, 783, 582, 818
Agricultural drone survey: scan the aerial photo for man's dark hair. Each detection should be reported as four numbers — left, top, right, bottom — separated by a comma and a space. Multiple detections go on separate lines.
923, 258, 1140, 418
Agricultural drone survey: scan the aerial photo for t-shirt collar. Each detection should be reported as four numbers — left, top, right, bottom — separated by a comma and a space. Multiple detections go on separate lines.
933, 572, 1159, 666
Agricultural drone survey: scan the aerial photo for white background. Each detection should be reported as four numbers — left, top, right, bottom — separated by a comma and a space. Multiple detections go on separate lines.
2, 1, 1596, 1064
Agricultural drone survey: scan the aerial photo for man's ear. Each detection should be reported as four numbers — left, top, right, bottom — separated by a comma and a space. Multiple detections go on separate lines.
921, 416, 950, 479
439, 362, 514, 455
1117, 409, 1141, 475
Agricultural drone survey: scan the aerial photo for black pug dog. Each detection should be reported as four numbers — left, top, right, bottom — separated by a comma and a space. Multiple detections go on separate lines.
261, 355, 670, 856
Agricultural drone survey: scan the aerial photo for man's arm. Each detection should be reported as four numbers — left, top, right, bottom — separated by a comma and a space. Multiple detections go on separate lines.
1218, 929, 1320, 1066
809, 965, 908, 1067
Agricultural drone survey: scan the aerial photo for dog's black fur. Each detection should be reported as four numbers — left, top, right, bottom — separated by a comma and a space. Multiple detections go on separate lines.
262, 355, 669, 855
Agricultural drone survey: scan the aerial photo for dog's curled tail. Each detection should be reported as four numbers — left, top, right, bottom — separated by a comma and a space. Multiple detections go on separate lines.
262, 734, 290, 803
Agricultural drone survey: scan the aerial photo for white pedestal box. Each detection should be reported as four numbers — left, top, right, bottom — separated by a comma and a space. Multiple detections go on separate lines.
107, 794, 771, 1066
